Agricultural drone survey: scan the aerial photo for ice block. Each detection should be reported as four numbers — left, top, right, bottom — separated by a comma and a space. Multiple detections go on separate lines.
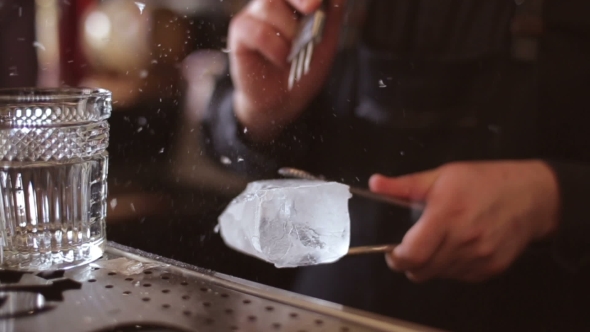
218, 180, 352, 268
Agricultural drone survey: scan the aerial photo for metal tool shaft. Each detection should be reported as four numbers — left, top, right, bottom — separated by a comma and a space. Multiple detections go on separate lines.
278, 167, 424, 210
347, 245, 397, 256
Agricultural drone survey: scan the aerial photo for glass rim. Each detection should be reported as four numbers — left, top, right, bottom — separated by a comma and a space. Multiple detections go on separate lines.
0, 87, 112, 128
0, 87, 111, 103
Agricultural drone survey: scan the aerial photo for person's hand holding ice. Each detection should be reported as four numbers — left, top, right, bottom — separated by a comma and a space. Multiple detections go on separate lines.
369, 161, 560, 283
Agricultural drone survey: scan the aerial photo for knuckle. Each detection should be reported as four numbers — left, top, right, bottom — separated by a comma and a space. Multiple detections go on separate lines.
404, 253, 429, 268
248, 0, 269, 15
261, 0, 280, 13
457, 227, 483, 245
250, 23, 273, 46
251, 26, 266, 44
442, 202, 470, 221
228, 15, 246, 41
475, 243, 495, 259
249, 0, 284, 22
228, 15, 241, 33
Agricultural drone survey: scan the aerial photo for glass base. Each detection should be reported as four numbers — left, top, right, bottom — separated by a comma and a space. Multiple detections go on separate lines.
0, 238, 105, 272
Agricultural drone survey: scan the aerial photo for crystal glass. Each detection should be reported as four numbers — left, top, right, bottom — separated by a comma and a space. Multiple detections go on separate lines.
0, 88, 111, 271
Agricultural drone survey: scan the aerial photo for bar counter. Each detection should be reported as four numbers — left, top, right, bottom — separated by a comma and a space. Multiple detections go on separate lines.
1, 242, 442, 332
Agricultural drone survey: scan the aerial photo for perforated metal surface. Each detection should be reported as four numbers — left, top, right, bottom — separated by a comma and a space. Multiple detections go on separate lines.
1, 242, 442, 332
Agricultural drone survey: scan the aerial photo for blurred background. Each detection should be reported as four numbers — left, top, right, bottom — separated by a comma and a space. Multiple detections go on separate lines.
5, 3, 590, 331
0, 0, 302, 289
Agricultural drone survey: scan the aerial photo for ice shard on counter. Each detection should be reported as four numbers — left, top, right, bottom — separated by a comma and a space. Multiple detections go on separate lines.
218, 180, 352, 268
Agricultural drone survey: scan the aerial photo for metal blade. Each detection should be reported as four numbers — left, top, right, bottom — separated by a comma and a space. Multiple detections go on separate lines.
304, 42, 314, 75
288, 58, 297, 90
296, 48, 306, 83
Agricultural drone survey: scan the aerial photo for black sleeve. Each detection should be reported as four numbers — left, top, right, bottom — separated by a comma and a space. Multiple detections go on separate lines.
537, 0, 590, 271
546, 161, 590, 271
200, 73, 318, 180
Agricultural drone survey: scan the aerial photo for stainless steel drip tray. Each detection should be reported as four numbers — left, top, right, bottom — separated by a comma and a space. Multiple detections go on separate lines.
1, 242, 443, 332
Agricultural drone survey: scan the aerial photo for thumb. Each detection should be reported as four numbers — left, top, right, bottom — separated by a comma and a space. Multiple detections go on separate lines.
369, 168, 441, 201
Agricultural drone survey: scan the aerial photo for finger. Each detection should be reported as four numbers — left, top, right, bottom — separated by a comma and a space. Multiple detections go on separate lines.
286, 0, 323, 14
402, 210, 499, 282
401, 237, 459, 283
385, 250, 400, 271
229, 14, 290, 68
247, 0, 299, 41
369, 168, 441, 201
409, 236, 485, 282
404, 216, 487, 281
386, 209, 447, 272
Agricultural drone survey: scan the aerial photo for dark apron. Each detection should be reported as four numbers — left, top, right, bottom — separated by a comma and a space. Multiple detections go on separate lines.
290, 1, 589, 331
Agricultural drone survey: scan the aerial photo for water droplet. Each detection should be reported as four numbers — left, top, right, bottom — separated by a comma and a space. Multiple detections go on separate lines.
213, 224, 220, 233
159, 148, 165, 154
130, 203, 136, 212
220, 156, 232, 165
378, 80, 387, 88
134, 2, 146, 14
33, 41, 46, 51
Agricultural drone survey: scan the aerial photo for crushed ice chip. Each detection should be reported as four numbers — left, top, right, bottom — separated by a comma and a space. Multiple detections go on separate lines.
218, 180, 352, 268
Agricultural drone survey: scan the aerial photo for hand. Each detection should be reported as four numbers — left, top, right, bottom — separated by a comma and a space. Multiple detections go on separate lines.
369, 161, 561, 283
228, 0, 344, 142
